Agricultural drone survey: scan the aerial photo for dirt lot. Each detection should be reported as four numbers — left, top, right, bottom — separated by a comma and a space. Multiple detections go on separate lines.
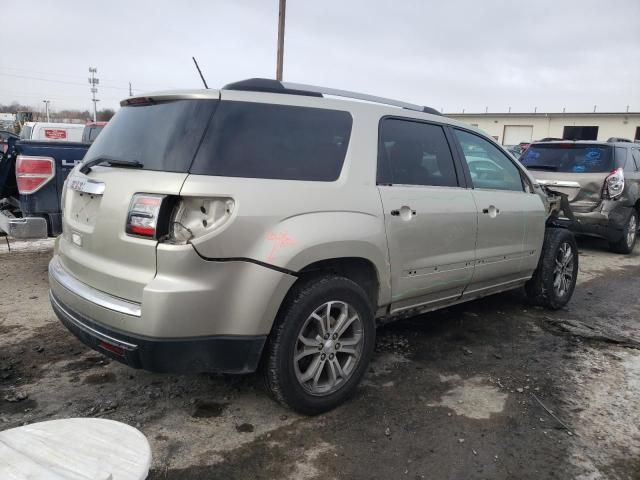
1, 237, 639, 479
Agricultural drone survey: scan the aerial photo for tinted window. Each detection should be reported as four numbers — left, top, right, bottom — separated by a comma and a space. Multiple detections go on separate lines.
632, 149, 640, 171
520, 144, 614, 173
20, 126, 32, 140
454, 129, 523, 191
378, 119, 458, 187
616, 147, 631, 171
191, 101, 352, 181
83, 100, 216, 172
85, 125, 105, 143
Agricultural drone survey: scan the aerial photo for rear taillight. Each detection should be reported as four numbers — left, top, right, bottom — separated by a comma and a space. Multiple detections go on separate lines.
168, 197, 235, 244
16, 155, 55, 194
604, 168, 625, 199
126, 194, 170, 239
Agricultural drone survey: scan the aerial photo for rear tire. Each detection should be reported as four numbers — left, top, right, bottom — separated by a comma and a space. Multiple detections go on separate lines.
263, 274, 375, 415
525, 228, 579, 310
609, 210, 638, 254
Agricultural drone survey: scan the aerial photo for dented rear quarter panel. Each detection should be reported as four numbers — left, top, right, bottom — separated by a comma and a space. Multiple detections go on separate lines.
179, 102, 392, 306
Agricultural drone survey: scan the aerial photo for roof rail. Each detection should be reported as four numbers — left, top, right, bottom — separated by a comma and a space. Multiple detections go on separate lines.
223, 78, 441, 116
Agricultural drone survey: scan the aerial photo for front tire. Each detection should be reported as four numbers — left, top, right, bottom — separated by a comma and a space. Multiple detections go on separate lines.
263, 274, 375, 415
609, 210, 638, 254
525, 228, 579, 310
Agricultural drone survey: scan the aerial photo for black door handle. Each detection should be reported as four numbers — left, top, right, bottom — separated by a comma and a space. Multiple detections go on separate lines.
390, 209, 417, 216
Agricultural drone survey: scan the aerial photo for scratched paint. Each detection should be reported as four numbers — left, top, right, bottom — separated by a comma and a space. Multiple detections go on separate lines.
266, 232, 296, 262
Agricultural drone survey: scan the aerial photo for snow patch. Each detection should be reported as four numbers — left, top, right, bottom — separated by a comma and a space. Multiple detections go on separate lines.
429, 375, 508, 419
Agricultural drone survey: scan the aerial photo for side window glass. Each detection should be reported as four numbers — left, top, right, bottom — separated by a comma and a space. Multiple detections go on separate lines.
631, 149, 640, 171
378, 119, 458, 187
616, 147, 631, 171
454, 129, 524, 192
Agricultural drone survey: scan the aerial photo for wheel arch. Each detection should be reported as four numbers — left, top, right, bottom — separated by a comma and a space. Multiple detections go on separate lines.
297, 257, 381, 309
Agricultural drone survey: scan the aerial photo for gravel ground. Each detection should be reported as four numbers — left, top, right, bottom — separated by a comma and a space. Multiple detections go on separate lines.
0, 236, 639, 479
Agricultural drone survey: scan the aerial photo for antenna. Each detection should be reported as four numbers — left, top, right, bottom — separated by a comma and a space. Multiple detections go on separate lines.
192, 57, 209, 89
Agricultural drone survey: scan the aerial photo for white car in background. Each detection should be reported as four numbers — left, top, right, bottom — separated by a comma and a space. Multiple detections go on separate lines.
20, 122, 85, 142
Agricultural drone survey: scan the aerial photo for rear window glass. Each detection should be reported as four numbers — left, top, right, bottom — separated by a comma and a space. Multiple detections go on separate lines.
83, 100, 216, 172
85, 125, 105, 143
20, 126, 32, 140
191, 101, 352, 181
520, 144, 613, 173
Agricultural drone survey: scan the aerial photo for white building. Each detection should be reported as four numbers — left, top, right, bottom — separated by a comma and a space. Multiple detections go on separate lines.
447, 112, 640, 146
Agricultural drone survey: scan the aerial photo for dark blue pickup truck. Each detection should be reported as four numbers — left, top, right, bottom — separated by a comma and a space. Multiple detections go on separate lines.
0, 124, 106, 238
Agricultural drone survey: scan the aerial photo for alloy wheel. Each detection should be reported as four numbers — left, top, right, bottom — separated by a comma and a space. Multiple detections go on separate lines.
553, 242, 575, 297
294, 301, 364, 396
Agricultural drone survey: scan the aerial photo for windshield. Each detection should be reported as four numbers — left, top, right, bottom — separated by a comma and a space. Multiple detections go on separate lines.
82, 99, 217, 172
520, 144, 614, 173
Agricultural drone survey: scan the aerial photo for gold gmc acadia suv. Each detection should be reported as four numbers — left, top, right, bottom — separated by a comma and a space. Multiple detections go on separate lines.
49, 79, 578, 414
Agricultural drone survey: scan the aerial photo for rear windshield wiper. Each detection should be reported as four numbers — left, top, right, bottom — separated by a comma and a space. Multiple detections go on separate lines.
524, 164, 558, 171
79, 156, 144, 174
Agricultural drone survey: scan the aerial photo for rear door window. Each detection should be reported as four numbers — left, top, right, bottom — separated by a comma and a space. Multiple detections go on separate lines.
520, 144, 614, 173
83, 99, 217, 173
191, 101, 352, 181
377, 118, 459, 187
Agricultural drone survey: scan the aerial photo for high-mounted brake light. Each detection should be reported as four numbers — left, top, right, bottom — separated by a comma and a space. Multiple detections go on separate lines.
126, 194, 166, 239
16, 155, 55, 194
603, 168, 624, 199
125, 97, 153, 106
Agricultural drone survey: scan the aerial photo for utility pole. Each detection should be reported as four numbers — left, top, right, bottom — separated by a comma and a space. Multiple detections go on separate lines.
42, 100, 50, 122
129, 82, 133, 96
276, 0, 286, 81
88, 67, 99, 122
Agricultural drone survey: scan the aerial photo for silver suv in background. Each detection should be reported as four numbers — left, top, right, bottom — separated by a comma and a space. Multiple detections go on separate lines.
521, 141, 640, 253
49, 79, 578, 414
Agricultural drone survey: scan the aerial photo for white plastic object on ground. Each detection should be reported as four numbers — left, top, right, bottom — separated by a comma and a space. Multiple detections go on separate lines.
0, 418, 151, 480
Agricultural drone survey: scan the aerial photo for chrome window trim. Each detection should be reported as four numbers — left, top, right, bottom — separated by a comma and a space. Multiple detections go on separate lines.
49, 257, 142, 317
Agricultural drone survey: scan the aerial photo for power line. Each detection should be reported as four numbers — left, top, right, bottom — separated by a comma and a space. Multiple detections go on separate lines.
0, 71, 130, 91
0, 68, 179, 91
0, 90, 122, 101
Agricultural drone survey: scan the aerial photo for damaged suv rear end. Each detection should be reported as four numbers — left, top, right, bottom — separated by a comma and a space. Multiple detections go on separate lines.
49, 90, 298, 373
48, 87, 359, 377
521, 141, 640, 253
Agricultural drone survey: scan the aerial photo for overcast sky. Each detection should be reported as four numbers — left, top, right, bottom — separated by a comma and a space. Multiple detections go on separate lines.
2, 0, 639, 115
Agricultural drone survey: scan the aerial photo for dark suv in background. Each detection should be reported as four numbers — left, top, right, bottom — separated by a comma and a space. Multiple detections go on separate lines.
521, 141, 640, 253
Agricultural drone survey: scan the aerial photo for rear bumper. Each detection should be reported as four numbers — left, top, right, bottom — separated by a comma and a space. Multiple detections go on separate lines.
48, 247, 296, 373
0, 209, 47, 238
50, 290, 266, 374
